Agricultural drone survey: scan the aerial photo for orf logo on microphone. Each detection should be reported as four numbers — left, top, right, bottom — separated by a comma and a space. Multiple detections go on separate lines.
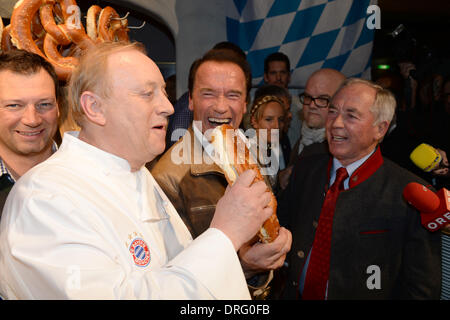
129, 238, 151, 267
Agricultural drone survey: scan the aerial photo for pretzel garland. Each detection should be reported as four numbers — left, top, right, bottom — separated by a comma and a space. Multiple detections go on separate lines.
3, 0, 130, 81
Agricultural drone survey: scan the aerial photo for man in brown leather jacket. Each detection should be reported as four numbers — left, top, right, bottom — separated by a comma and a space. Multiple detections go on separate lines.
151, 49, 292, 298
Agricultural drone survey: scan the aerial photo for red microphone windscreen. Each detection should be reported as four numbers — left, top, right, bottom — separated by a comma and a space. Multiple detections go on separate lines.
402, 182, 440, 213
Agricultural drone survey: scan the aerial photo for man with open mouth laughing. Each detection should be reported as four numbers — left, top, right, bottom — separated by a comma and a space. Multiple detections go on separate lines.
278, 78, 441, 300
152, 48, 292, 299
0, 50, 60, 216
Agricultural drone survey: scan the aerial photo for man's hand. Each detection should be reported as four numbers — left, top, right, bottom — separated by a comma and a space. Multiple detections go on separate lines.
211, 169, 273, 250
238, 227, 292, 279
432, 148, 449, 177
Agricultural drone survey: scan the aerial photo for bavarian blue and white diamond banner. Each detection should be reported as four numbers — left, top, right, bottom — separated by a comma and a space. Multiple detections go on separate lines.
226, 0, 378, 88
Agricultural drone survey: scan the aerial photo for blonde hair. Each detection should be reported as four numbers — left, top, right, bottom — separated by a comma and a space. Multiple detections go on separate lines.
338, 78, 396, 126
68, 41, 146, 126
250, 95, 285, 124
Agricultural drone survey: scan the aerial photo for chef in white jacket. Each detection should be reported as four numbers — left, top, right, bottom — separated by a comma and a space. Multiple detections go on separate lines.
0, 42, 274, 299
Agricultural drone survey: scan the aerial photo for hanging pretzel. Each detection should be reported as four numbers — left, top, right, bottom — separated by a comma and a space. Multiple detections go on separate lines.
1, 25, 15, 52
86, 4, 101, 41
40, 0, 72, 46
8, 0, 129, 80
111, 18, 129, 42
31, 10, 45, 39
10, 0, 47, 58
43, 32, 77, 80
58, 0, 94, 50
97, 6, 129, 42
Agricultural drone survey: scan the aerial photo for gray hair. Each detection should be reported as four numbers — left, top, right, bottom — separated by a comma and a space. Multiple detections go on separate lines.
337, 78, 396, 126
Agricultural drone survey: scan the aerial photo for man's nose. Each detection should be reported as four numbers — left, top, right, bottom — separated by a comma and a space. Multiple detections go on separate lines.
21, 105, 41, 127
331, 112, 344, 128
158, 91, 174, 116
214, 95, 228, 113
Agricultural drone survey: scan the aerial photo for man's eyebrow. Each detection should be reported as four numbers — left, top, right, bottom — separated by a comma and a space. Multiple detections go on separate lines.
144, 81, 158, 88
345, 107, 363, 115
1, 96, 56, 103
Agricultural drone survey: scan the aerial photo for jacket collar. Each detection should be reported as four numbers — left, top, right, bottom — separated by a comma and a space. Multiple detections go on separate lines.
186, 126, 224, 177
327, 147, 384, 189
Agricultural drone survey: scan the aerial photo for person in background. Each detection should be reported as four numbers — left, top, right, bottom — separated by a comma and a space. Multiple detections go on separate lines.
263, 52, 302, 150
279, 68, 345, 190
0, 49, 60, 216
249, 94, 286, 192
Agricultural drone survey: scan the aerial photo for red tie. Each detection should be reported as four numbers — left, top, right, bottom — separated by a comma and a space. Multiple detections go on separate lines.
302, 167, 349, 300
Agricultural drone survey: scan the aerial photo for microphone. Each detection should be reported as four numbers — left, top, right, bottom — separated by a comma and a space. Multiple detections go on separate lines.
410, 143, 444, 172
403, 182, 450, 232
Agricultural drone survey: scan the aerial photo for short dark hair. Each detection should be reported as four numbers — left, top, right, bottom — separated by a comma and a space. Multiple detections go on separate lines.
212, 41, 246, 60
0, 49, 60, 101
264, 52, 290, 74
188, 48, 252, 103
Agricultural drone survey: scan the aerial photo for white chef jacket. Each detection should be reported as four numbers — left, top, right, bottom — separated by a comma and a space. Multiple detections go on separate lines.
0, 132, 250, 300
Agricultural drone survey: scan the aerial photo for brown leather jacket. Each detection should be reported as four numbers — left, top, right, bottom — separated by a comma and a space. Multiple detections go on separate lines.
151, 127, 228, 238
151, 126, 275, 299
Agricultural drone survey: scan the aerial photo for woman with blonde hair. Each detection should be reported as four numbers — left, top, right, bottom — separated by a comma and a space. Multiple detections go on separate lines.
250, 94, 286, 192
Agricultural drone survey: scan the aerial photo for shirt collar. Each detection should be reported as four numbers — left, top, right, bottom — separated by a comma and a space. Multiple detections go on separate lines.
0, 141, 59, 183
330, 148, 376, 189
190, 122, 224, 176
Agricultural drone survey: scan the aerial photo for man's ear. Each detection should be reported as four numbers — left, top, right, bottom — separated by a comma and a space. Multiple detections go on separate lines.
188, 93, 194, 112
375, 120, 389, 142
263, 73, 269, 83
79, 91, 106, 126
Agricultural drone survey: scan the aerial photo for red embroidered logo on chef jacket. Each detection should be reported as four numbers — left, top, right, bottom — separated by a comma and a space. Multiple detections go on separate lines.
129, 238, 151, 267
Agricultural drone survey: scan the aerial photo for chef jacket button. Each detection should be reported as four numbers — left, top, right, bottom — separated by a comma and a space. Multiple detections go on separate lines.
313, 220, 318, 229
297, 250, 305, 258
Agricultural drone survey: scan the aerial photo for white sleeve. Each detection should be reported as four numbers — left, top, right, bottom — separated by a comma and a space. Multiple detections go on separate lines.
0, 188, 249, 300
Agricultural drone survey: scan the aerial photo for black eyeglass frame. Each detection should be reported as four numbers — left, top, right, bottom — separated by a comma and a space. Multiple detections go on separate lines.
299, 93, 331, 108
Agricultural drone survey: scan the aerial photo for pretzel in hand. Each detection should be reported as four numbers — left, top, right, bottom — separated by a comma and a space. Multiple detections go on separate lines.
210, 124, 280, 243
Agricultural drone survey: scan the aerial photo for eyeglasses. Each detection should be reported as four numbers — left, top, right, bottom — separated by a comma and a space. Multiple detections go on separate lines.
299, 93, 330, 108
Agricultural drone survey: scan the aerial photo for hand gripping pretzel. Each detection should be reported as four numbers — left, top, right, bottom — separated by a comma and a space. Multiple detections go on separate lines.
210, 124, 280, 243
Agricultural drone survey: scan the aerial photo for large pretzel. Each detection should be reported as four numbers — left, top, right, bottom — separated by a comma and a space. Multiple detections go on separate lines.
10, 0, 46, 57
40, 0, 72, 46
58, 0, 94, 50
86, 4, 101, 41
1, 25, 15, 52
98, 6, 129, 42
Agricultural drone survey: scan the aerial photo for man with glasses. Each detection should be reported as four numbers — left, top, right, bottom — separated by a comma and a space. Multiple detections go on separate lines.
279, 68, 345, 190
0, 50, 60, 216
